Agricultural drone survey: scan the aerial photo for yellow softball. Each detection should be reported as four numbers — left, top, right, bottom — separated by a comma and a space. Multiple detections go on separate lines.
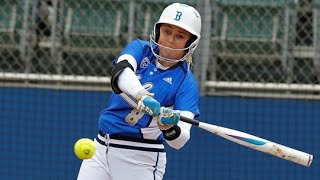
74, 138, 96, 160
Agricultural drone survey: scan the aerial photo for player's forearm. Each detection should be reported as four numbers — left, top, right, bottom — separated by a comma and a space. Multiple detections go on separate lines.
165, 123, 191, 149
117, 67, 145, 98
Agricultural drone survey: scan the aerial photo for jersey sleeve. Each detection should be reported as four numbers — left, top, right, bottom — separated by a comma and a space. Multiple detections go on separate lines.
174, 72, 200, 118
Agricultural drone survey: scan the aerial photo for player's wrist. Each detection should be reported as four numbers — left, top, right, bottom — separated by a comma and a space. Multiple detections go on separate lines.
161, 125, 181, 141
136, 89, 153, 100
157, 121, 173, 130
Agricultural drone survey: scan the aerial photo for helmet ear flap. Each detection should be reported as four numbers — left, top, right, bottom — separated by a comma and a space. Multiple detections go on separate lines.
185, 35, 197, 52
153, 23, 162, 43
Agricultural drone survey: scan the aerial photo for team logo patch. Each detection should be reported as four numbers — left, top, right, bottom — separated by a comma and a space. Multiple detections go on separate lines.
140, 57, 150, 68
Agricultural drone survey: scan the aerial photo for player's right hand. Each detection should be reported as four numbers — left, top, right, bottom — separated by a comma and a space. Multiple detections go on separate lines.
158, 107, 180, 126
136, 91, 160, 116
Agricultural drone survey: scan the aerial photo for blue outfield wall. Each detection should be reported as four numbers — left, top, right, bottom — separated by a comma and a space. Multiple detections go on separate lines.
0, 87, 319, 179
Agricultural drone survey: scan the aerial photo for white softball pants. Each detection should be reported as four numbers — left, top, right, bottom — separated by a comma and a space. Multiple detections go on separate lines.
77, 134, 167, 180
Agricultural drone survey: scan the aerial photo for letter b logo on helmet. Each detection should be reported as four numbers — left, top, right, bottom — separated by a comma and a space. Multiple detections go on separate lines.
174, 11, 182, 21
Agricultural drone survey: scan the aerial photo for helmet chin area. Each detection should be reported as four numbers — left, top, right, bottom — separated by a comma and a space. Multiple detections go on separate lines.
150, 35, 193, 63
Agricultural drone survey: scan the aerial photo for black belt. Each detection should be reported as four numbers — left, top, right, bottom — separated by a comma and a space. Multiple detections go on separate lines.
97, 131, 165, 152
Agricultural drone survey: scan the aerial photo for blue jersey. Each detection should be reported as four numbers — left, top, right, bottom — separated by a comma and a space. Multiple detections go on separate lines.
99, 39, 200, 140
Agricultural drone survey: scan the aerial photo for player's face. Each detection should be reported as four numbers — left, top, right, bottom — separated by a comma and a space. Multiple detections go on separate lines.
158, 24, 192, 64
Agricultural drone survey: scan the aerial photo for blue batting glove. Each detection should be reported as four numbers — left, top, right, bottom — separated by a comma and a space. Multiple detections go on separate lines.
137, 95, 161, 116
158, 107, 180, 125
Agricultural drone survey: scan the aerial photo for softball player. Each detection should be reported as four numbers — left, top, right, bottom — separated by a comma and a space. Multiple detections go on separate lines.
77, 3, 201, 180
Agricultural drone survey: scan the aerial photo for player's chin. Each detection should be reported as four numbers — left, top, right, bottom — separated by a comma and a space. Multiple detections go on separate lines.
160, 53, 183, 61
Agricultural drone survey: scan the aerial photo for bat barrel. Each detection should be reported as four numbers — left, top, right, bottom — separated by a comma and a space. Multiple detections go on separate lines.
196, 121, 313, 167
259, 142, 313, 167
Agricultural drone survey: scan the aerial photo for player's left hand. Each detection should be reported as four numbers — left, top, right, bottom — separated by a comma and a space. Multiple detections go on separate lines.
137, 94, 161, 116
158, 107, 180, 126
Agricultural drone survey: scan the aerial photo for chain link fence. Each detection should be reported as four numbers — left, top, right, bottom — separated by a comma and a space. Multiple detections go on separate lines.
0, 0, 319, 97
206, 0, 320, 98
